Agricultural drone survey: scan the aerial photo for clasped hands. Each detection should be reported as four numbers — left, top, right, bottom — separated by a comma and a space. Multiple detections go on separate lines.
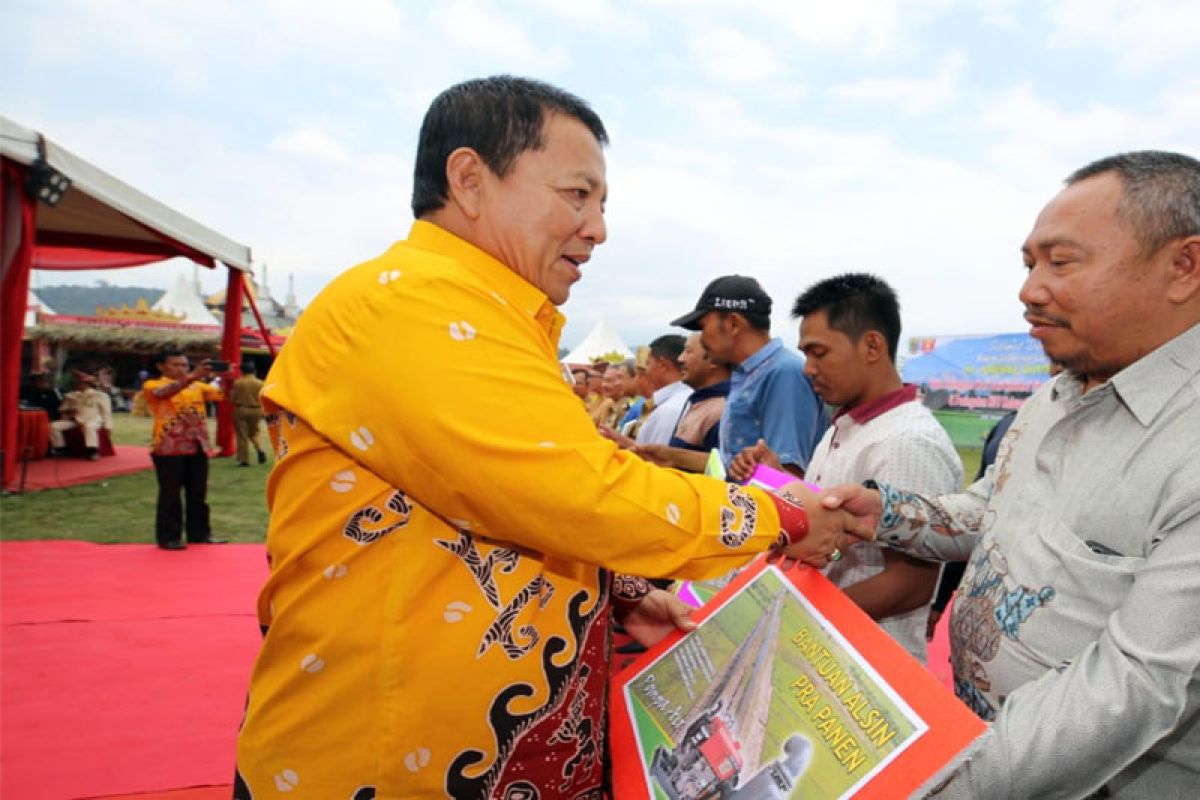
729, 438, 882, 569
770, 479, 879, 569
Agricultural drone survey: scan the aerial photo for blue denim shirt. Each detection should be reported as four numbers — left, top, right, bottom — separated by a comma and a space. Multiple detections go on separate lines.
719, 338, 829, 471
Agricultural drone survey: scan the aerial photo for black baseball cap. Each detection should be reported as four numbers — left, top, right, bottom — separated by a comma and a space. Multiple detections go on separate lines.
670, 275, 773, 330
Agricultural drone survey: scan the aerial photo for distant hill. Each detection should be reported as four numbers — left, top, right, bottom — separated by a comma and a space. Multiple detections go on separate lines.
34, 283, 165, 317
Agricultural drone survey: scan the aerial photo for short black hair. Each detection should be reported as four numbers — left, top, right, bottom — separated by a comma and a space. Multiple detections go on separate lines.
791, 273, 902, 362
156, 348, 185, 367
648, 334, 686, 364
411, 75, 609, 218
1067, 151, 1200, 259
727, 310, 771, 333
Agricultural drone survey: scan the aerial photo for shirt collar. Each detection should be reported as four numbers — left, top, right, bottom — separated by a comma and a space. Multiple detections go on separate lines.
1108, 322, 1200, 427
406, 220, 566, 348
736, 338, 784, 373
836, 384, 919, 425
688, 380, 731, 402
652, 380, 688, 405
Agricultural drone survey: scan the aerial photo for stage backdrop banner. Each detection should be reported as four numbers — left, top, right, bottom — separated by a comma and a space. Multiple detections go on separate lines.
611, 556, 987, 800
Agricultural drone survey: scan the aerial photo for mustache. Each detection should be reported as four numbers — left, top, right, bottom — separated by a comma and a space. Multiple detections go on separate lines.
1024, 308, 1070, 328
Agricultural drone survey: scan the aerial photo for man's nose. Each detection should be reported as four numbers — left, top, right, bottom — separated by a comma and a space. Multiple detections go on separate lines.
1019, 264, 1050, 307
581, 203, 606, 245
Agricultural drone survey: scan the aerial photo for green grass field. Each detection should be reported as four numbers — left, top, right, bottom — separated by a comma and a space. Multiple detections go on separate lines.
0, 414, 270, 543
0, 415, 985, 543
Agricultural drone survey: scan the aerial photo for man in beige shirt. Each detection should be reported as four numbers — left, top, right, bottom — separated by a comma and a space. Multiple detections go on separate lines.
49, 371, 112, 460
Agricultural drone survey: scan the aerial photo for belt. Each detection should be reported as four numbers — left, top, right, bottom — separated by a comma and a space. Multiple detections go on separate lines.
235, 404, 261, 409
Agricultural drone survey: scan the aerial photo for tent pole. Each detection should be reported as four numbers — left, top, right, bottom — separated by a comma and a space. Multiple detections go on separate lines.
242, 278, 277, 358
1, 160, 38, 488
216, 268, 244, 458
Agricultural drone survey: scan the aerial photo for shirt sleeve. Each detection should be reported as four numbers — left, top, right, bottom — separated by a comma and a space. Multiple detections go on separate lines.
939, 509, 1200, 798
198, 382, 224, 402
872, 478, 989, 563
759, 366, 827, 471
264, 265, 783, 581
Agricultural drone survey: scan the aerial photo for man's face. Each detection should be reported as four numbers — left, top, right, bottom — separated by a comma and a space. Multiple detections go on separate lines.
622, 367, 641, 397
679, 333, 718, 388
602, 371, 624, 399
476, 114, 607, 306
159, 356, 189, 380
697, 312, 737, 367
571, 371, 589, 399
1020, 172, 1175, 384
798, 310, 869, 408
587, 373, 603, 394
636, 366, 654, 397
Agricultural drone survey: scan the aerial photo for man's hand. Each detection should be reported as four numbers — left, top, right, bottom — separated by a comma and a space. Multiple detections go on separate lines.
772, 480, 876, 568
621, 589, 697, 648
820, 483, 883, 533
634, 442, 672, 467
728, 438, 779, 483
598, 424, 635, 449
188, 361, 214, 384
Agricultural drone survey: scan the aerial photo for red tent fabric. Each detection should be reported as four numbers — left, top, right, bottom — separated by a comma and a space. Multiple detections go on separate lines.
1, 117, 259, 485
2, 161, 38, 486
32, 245, 167, 270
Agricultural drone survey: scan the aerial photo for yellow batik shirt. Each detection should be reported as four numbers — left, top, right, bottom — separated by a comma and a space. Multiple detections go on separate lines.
143, 378, 222, 455
234, 221, 783, 799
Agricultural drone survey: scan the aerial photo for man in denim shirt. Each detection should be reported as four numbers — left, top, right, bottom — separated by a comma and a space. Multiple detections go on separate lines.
673, 275, 829, 477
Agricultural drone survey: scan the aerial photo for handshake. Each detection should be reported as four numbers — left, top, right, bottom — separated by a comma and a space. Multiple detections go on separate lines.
763, 479, 884, 570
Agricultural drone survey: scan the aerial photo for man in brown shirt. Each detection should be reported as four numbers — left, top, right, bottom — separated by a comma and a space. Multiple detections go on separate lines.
230, 361, 267, 466
636, 332, 731, 472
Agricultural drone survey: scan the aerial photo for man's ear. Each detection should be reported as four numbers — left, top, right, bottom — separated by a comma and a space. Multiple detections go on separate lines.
861, 330, 887, 364
443, 147, 485, 220
1165, 235, 1200, 305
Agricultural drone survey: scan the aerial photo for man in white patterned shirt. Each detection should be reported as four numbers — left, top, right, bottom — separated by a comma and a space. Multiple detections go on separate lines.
732, 273, 961, 663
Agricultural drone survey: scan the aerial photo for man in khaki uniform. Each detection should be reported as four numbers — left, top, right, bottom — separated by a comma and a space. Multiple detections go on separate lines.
230, 361, 266, 466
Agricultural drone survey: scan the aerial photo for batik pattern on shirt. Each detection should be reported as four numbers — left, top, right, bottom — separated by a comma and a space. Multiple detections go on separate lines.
234, 221, 786, 799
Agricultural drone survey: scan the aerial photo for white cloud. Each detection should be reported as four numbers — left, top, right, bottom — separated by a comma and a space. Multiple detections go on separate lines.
828, 52, 967, 115
974, 83, 1200, 171
686, 26, 787, 84
1046, 0, 1200, 72
270, 127, 354, 162
7, 0, 1194, 352
426, 1, 569, 74
521, 0, 650, 38
659, 0, 953, 58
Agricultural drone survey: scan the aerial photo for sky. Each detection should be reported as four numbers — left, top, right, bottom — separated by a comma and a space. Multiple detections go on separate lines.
4, 0, 1198, 352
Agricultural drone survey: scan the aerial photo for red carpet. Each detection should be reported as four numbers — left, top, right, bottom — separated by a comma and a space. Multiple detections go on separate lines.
0, 541, 267, 800
5, 446, 153, 493
928, 599, 955, 689
1, 541, 954, 799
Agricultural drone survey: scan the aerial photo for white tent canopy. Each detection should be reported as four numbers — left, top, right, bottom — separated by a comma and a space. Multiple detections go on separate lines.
561, 317, 634, 364
25, 288, 55, 327
154, 271, 220, 325
0, 115, 252, 272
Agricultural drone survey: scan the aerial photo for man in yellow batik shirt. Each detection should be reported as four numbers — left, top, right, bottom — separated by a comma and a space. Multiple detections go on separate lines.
143, 350, 225, 550
234, 76, 864, 799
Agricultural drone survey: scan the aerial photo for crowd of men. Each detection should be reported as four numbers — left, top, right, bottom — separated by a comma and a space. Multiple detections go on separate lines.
231, 75, 1199, 799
